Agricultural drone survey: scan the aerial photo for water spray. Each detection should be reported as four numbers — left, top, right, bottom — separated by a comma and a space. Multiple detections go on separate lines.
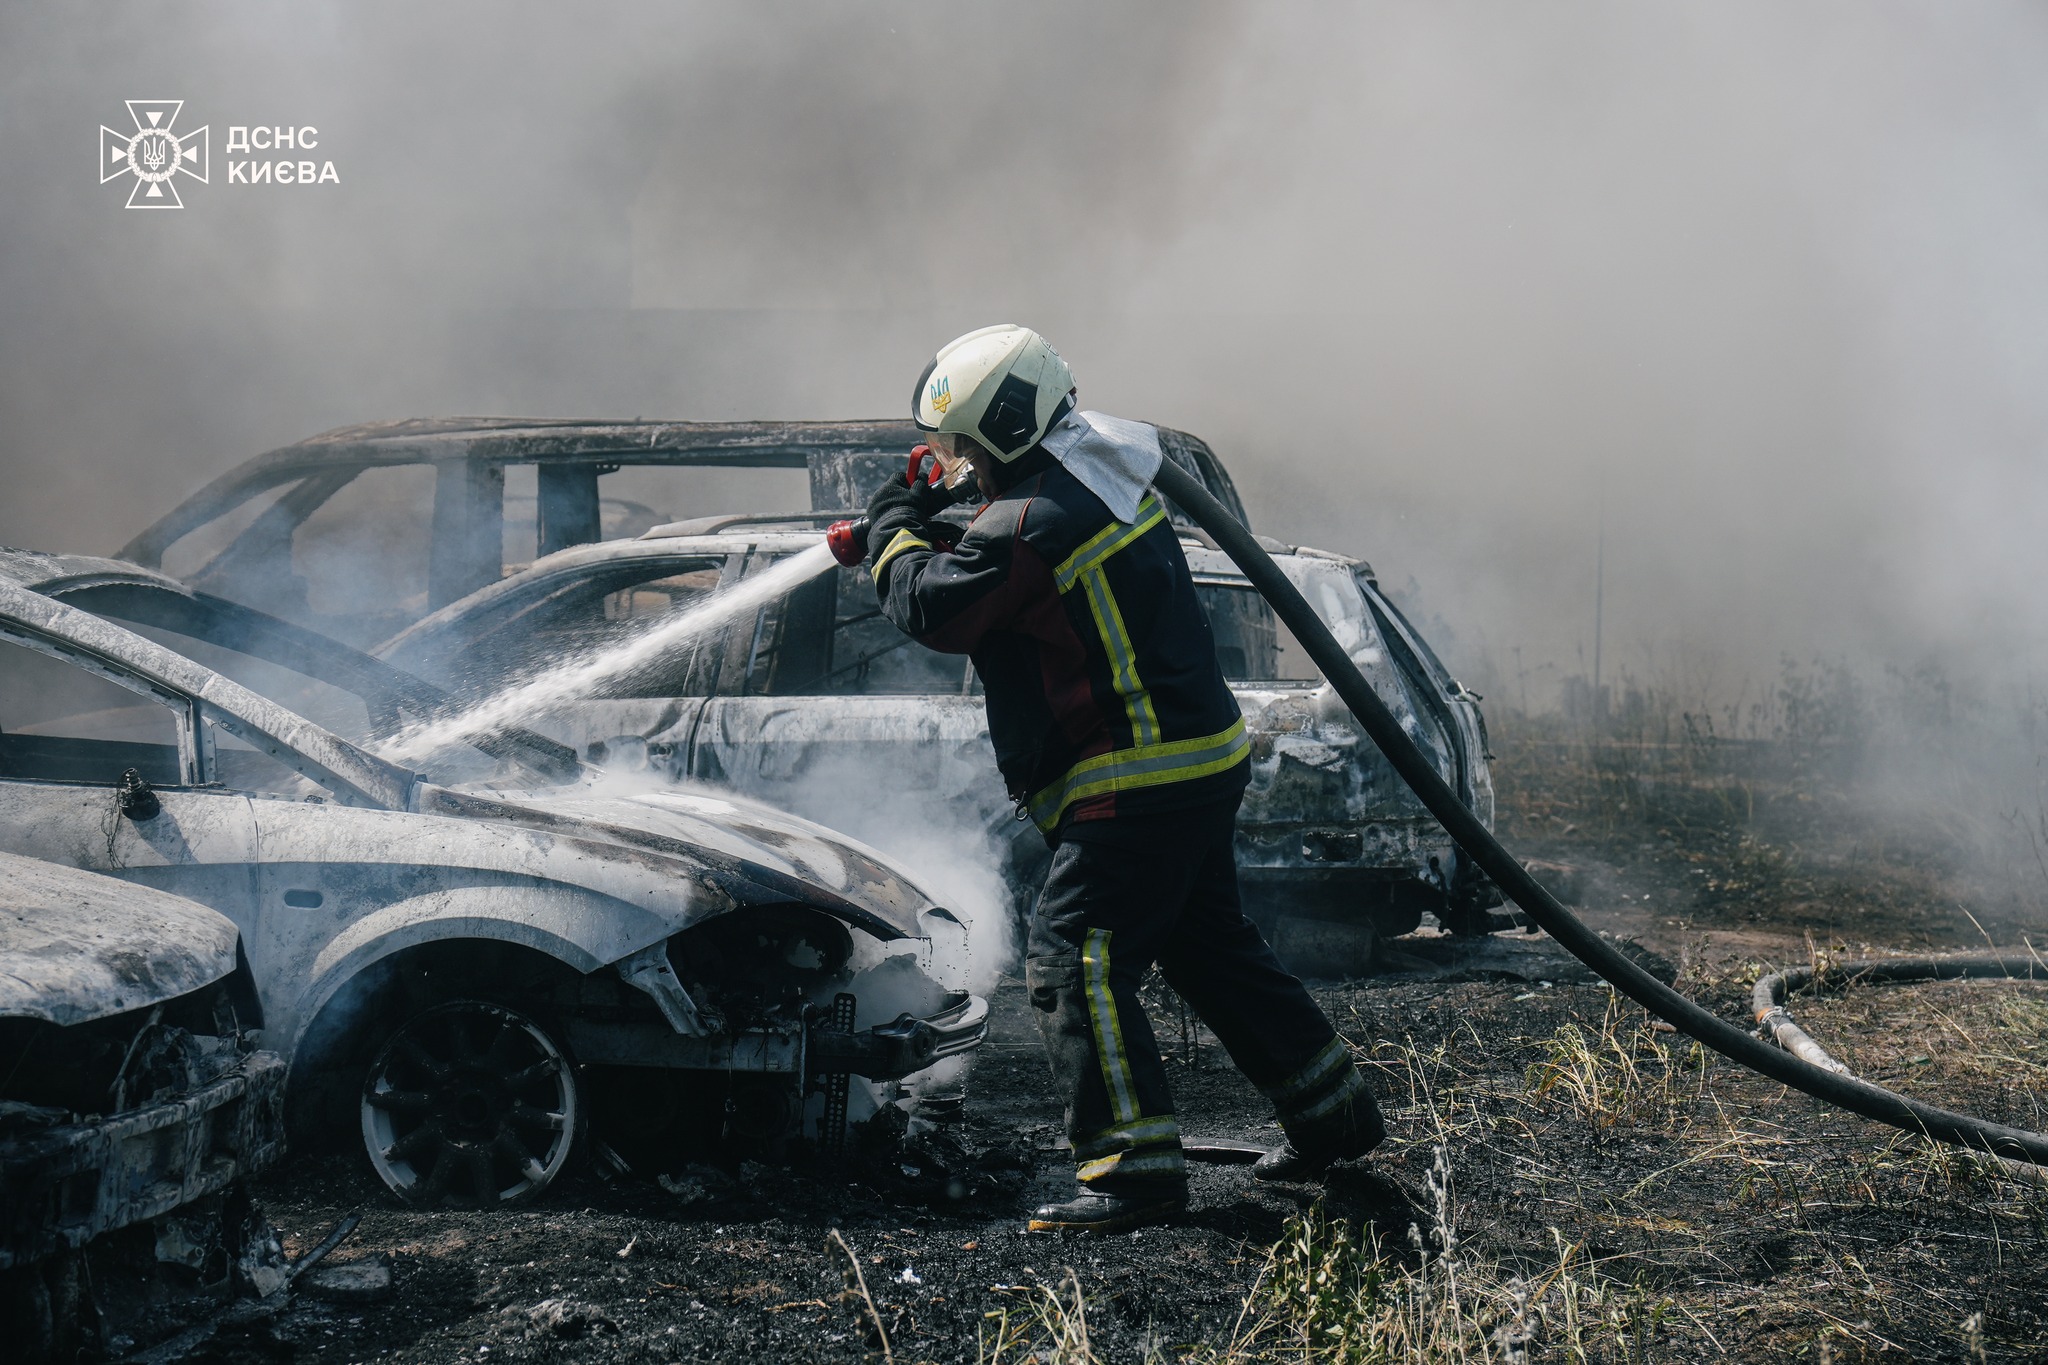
1148, 457, 2048, 1166
380, 542, 840, 766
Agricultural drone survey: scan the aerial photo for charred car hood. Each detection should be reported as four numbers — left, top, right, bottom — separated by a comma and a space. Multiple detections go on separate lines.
413, 781, 939, 942
0, 853, 241, 1026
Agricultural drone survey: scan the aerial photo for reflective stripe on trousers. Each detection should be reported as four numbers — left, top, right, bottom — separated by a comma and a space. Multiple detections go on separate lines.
1262, 1034, 1374, 1132
1075, 1116, 1186, 1184
1074, 933, 1185, 1184
1082, 929, 1140, 1123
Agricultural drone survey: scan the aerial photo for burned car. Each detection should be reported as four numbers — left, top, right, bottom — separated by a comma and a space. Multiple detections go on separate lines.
0, 561, 987, 1206
119, 417, 1496, 967
0, 851, 285, 1359
376, 521, 1499, 969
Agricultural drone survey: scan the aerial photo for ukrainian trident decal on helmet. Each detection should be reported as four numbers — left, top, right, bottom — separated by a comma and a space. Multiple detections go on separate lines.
928, 375, 951, 415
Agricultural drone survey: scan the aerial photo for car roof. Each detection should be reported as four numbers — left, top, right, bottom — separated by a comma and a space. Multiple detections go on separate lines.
0, 851, 242, 1026
0, 546, 194, 597
120, 417, 1251, 568
201, 415, 925, 462
118, 419, 922, 567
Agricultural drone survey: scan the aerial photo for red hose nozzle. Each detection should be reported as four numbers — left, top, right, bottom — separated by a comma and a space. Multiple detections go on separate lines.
826, 448, 957, 569
826, 517, 869, 567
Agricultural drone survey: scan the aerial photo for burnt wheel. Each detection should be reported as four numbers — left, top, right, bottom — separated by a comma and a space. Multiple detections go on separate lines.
359, 1000, 581, 1208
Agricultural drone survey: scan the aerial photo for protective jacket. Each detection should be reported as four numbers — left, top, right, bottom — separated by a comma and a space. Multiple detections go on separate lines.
871, 459, 1249, 838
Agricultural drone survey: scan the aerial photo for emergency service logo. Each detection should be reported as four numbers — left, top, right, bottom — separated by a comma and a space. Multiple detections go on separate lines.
100, 100, 209, 208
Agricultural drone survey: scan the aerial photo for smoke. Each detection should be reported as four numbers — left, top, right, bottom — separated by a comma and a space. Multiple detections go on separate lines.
693, 739, 1027, 1000
547, 725, 1019, 997
815, 791, 1021, 1002
9, 5, 2048, 833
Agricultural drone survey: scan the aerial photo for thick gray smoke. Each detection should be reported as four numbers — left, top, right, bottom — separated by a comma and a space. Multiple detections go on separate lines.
6, 5, 2048, 724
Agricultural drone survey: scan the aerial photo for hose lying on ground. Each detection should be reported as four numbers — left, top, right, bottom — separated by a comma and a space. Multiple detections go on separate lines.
1150, 457, 2048, 1167
1753, 953, 2047, 1075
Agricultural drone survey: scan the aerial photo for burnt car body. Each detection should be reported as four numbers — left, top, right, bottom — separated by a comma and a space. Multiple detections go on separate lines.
376, 521, 1499, 968
120, 417, 1496, 965
0, 558, 987, 1205
0, 852, 285, 1359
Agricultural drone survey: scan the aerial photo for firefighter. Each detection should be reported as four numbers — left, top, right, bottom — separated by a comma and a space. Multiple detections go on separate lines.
865, 325, 1386, 1234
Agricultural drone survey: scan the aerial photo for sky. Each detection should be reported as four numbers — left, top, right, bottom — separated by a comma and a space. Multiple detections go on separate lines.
5, 2, 2047, 714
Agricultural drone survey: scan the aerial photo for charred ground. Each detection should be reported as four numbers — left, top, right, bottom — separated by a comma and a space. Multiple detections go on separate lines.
185, 718, 2048, 1364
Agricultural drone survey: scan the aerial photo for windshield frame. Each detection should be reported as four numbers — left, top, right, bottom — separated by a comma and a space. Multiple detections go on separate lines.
0, 580, 415, 808
43, 581, 580, 785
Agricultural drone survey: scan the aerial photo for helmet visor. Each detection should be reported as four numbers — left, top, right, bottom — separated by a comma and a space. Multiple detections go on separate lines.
925, 431, 979, 488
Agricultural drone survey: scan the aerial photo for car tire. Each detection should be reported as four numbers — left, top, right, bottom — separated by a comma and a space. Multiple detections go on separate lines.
358, 999, 583, 1208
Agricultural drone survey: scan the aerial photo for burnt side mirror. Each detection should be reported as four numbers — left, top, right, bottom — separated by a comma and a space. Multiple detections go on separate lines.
116, 768, 160, 820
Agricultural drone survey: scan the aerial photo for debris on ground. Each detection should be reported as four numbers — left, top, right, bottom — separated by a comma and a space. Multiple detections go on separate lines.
526, 1296, 617, 1339
656, 1163, 739, 1205
300, 1254, 394, 1304
233, 1215, 292, 1299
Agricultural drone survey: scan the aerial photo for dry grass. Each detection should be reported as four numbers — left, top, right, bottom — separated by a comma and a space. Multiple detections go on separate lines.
1176, 1137, 1689, 1365
977, 1268, 1105, 1365
829, 1227, 897, 1364
1524, 995, 1711, 1134
1802, 977, 2048, 1100
976, 980, 2048, 1363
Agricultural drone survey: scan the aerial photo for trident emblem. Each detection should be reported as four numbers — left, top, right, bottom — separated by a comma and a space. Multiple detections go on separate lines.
100, 101, 209, 208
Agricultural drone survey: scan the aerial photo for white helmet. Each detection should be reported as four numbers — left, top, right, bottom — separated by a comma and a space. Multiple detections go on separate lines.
912, 325, 1075, 478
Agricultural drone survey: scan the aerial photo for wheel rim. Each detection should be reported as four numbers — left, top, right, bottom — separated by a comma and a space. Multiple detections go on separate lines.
360, 1000, 577, 1207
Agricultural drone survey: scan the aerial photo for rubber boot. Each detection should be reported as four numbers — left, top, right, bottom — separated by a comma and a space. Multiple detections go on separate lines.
1253, 1142, 1344, 1182
1253, 1101, 1388, 1183
1027, 1189, 1186, 1235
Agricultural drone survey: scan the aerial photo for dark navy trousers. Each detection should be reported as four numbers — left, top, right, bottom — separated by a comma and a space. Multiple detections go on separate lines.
1024, 795, 1385, 1193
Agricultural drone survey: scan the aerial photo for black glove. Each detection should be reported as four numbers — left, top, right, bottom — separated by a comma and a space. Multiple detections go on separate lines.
865, 447, 958, 563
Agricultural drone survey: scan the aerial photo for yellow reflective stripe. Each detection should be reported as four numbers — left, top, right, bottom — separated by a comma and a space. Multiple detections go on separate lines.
1077, 1147, 1186, 1182
1056, 518, 1129, 590
1082, 929, 1139, 1124
1290, 1067, 1371, 1125
1053, 499, 1166, 592
1078, 566, 1161, 746
1265, 1037, 1351, 1104
870, 528, 932, 580
1075, 1115, 1181, 1161
1028, 717, 1250, 832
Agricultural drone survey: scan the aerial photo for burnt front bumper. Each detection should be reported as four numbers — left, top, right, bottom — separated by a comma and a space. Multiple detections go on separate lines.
0, 1051, 287, 1270
567, 991, 990, 1081
809, 992, 989, 1081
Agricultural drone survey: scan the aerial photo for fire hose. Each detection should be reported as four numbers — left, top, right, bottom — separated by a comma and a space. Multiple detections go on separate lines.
1146, 456, 2048, 1167
1752, 953, 2046, 1075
